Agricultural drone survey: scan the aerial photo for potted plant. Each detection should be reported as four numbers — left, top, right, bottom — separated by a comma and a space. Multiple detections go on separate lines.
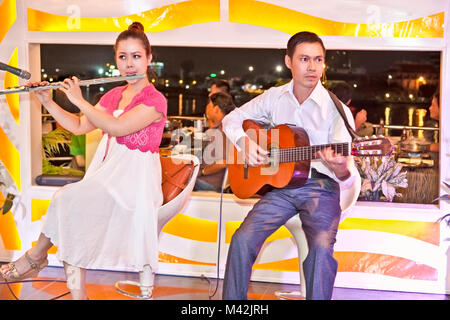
42, 127, 84, 177
0, 181, 15, 215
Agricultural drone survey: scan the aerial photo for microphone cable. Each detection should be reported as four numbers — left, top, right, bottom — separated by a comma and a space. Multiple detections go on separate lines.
0, 277, 70, 300
202, 169, 227, 299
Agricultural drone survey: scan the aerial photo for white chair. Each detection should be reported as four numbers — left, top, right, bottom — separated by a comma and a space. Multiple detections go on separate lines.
115, 153, 200, 299
275, 172, 361, 300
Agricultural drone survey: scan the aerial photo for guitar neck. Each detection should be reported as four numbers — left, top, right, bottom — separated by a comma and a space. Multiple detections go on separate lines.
272, 142, 351, 163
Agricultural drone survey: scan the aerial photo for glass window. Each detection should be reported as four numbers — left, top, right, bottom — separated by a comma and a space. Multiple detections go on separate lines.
40, 44, 440, 204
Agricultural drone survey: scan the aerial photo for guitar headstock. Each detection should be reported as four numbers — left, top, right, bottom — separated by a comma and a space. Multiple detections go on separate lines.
351, 135, 394, 157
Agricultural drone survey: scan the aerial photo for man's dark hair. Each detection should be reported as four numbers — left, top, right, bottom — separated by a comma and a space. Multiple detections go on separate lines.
211, 79, 231, 94
286, 31, 326, 58
432, 87, 440, 106
209, 92, 236, 115
329, 82, 353, 104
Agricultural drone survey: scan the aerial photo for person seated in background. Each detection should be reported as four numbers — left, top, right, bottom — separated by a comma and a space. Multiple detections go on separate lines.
70, 134, 86, 170
194, 92, 236, 192
424, 90, 440, 166
210, 79, 231, 96
329, 82, 373, 137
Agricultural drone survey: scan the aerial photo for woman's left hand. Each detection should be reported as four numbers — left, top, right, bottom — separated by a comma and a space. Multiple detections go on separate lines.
59, 76, 84, 106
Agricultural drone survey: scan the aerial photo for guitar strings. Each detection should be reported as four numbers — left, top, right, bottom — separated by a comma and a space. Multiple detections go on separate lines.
270, 143, 350, 163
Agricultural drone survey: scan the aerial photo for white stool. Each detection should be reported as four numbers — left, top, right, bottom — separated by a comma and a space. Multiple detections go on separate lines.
275, 172, 361, 300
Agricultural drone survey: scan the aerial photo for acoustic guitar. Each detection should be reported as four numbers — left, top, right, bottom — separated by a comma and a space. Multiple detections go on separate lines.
228, 120, 394, 200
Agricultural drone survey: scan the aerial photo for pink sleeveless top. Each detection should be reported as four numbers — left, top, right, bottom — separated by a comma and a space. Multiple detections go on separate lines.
98, 84, 167, 153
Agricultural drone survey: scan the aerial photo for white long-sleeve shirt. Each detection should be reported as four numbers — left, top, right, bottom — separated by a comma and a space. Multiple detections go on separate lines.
222, 80, 358, 188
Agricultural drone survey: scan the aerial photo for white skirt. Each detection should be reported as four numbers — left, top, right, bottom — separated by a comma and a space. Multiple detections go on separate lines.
41, 130, 163, 272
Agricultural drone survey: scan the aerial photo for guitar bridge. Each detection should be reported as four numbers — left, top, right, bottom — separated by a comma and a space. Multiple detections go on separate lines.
244, 163, 249, 179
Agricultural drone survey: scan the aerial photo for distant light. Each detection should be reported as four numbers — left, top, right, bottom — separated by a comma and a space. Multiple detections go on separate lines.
179, 79, 184, 84
98, 68, 104, 75
210, 73, 217, 78
388, 74, 392, 79
151, 78, 156, 83
185, 85, 190, 89
49, 77, 53, 82
220, 70, 225, 75
99, 87, 105, 92
106, 63, 110, 67
43, 73, 47, 78
192, 80, 197, 85
109, 65, 116, 69
409, 94, 414, 99
353, 83, 357, 88
165, 79, 169, 84
275, 65, 283, 72
55, 68, 60, 73
165, 83, 169, 87
248, 66, 254, 72
385, 93, 390, 98
111, 69, 120, 76
41, 68, 45, 73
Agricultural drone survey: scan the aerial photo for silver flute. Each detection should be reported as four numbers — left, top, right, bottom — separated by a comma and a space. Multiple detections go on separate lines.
0, 74, 145, 95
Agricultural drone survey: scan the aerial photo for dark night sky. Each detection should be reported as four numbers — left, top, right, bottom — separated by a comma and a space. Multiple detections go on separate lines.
41, 44, 440, 80
41, 44, 287, 79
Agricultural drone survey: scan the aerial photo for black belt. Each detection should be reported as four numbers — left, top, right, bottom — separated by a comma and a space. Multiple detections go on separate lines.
310, 168, 333, 180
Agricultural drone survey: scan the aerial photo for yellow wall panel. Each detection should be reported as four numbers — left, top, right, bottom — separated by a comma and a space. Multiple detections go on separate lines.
229, 0, 444, 38
27, 0, 220, 33
0, 0, 17, 43
4, 48, 20, 125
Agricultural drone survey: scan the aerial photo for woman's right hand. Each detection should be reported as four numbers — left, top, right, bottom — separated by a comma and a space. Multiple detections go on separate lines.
31, 81, 52, 105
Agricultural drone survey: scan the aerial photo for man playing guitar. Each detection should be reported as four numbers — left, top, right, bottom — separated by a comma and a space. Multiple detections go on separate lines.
221, 31, 359, 300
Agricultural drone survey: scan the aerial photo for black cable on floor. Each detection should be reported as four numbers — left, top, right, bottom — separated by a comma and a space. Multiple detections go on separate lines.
0, 277, 70, 300
201, 180, 225, 299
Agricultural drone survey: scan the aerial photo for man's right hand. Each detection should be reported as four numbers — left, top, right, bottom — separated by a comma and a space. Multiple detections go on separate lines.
237, 136, 269, 167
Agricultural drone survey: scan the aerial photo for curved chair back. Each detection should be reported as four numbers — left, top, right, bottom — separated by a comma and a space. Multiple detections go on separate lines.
158, 153, 200, 234
338, 165, 362, 220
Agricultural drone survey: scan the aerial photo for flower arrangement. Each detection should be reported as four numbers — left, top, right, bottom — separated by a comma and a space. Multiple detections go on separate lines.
356, 155, 408, 202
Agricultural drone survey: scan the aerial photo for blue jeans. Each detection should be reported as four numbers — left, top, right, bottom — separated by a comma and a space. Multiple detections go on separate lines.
222, 173, 341, 300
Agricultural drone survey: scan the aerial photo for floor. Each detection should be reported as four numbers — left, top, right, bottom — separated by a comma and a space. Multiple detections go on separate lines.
0, 265, 449, 300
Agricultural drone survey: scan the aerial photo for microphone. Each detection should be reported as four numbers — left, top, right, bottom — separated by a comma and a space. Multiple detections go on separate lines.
0, 61, 31, 80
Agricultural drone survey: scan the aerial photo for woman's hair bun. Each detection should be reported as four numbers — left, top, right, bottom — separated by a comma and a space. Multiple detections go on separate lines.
128, 21, 144, 33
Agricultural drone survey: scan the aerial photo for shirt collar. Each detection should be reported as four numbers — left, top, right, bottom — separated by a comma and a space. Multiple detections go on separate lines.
280, 80, 327, 108
308, 80, 327, 107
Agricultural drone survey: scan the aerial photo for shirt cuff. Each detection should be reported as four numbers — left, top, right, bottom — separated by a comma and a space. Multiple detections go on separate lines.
337, 165, 358, 189
225, 129, 247, 153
